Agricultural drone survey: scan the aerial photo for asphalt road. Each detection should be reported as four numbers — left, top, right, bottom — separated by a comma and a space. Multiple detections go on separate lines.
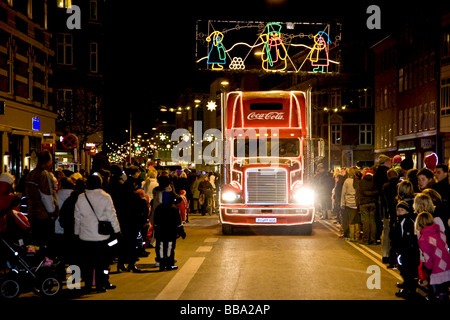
15, 214, 444, 318
61, 214, 405, 301
12, 214, 418, 311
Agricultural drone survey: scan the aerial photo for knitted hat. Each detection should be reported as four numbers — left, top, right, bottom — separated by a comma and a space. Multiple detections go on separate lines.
0, 172, 15, 185
392, 155, 402, 164
378, 154, 391, 165
396, 200, 410, 212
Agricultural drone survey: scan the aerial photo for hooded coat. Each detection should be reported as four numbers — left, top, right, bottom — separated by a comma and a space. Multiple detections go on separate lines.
418, 223, 450, 285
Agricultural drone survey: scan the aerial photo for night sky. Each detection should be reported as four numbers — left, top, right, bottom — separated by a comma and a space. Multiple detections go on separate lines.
102, 0, 440, 143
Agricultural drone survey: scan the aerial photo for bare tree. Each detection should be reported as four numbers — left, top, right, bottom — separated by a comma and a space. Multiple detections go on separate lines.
56, 88, 104, 154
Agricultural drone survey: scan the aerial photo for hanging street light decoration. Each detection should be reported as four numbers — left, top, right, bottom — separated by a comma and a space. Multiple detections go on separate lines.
207, 100, 217, 111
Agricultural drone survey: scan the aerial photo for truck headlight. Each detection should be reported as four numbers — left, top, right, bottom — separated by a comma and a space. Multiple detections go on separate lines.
292, 187, 314, 206
222, 191, 241, 202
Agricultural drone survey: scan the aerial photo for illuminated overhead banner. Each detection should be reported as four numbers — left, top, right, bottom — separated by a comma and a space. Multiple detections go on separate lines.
195, 20, 342, 73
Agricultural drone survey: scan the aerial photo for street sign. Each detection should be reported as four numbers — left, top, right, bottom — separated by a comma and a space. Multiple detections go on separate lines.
62, 134, 77, 149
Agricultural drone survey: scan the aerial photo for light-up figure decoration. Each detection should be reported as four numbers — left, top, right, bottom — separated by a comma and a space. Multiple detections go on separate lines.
207, 31, 226, 70
309, 31, 331, 73
259, 23, 287, 71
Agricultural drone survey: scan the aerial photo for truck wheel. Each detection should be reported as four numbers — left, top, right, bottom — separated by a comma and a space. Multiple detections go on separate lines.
222, 224, 233, 235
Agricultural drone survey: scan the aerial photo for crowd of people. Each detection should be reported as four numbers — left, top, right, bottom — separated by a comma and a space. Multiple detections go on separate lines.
0, 150, 219, 294
313, 153, 450, 300
3, 148, 450, 299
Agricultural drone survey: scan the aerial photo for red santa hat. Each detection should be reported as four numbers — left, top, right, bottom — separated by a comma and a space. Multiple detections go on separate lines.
0, 172, 15, 185
361, 169, 374, 180
424, 153, 438, 171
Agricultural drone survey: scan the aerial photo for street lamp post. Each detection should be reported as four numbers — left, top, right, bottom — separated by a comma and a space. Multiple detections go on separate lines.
220, 80, 229, 184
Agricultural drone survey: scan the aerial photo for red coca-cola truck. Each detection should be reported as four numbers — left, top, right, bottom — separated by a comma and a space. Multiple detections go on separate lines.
219, 90, 323, 235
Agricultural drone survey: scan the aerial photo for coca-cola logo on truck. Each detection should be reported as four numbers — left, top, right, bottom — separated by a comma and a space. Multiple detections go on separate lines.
247, 112, 285, 120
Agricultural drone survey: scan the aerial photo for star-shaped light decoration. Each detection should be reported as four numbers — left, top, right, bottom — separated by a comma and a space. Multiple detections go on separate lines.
207, 100, 217, 111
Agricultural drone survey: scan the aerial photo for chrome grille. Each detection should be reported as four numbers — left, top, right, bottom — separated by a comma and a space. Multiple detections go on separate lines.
245, 168, 287, 204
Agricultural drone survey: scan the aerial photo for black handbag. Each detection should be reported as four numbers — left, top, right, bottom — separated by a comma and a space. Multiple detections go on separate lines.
85, 194, 114, 235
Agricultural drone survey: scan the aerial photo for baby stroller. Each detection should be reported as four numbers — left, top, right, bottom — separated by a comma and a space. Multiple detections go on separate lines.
0, 236, 62, 299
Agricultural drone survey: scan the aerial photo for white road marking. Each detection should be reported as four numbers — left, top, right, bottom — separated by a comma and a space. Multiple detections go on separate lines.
155, 257, 206, 300
204, 237, 218, 243
196, 246, 213, 252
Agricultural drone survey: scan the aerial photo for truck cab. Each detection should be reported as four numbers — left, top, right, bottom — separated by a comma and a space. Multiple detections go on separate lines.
220, 91, 321, 235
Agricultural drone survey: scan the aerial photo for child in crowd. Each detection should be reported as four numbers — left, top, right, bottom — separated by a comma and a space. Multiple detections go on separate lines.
415, 211, 450, 300
393, 200, 420, 299
153, 191, 186, 271
177, 190, 190, 224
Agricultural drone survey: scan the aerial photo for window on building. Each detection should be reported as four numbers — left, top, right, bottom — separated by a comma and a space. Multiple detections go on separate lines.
90, 0, 98, 20
418, 105, 423, 131
57, 0, 72, 8
399, 110, 403, 135
331, 124, 341, 145
57, 89, 73, 122
399, 68, 404, 93
423, 104, 429, 131
408, 107, 413, 133
443, 33, 450, 58
429, 102, 436, 129
89, 96, 99, 123
90, 42, 98, 73
404, 65, 409, 91
359, 124, 373, 145
359, 89, 372, 108
408, 63, 413, 90
429, 53, 435, 82
7, 43, 14, 94
375, 126, 380, 149
329, 90, 341, 109
57, 34, 73, 65
413, 106, 418, 132
441, 78, 450, 116
28, 53, 33, 101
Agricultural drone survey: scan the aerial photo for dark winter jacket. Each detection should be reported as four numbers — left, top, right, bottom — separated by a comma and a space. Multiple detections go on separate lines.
154, 203, 185, 241
432, 178, 450, 204
392, 212, 419, 265
358, 173, 378, 205
382, 177, 400, 220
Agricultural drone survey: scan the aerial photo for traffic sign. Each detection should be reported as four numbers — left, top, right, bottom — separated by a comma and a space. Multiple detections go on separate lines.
62, 134, 77, 149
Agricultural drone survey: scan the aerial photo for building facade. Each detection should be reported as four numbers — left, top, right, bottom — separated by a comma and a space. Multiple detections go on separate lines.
373, 14, 440, 168
49, 0, 105, 171
0, 0, 55, 176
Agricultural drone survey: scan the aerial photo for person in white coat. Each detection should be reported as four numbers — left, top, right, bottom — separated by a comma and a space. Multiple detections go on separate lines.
74, 174, 121, 293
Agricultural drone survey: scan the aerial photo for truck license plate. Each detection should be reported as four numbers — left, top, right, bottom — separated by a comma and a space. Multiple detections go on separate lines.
255, 217, 277, 223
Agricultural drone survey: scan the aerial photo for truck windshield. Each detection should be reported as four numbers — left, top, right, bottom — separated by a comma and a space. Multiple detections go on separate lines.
233, 138, 300, 158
